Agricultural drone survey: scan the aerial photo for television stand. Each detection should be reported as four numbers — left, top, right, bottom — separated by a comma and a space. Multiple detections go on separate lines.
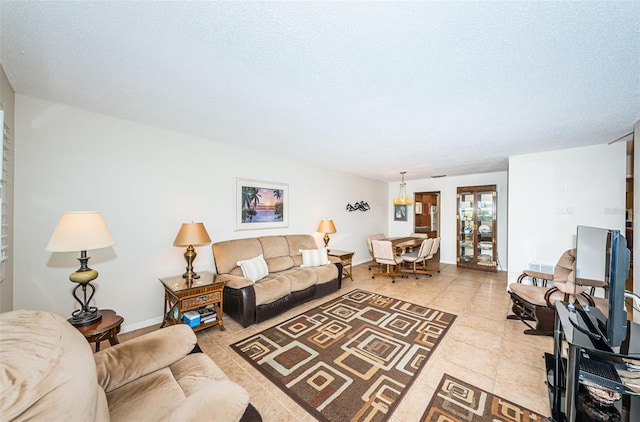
547, 302, 640, 421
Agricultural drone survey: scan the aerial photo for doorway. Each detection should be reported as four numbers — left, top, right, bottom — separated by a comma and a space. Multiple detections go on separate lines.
414, 191, 441, 263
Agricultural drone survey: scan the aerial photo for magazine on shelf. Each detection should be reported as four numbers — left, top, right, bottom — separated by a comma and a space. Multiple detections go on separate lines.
201, 313, 217, 323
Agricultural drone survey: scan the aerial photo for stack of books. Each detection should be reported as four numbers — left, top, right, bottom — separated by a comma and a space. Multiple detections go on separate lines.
197, 306, 217, 324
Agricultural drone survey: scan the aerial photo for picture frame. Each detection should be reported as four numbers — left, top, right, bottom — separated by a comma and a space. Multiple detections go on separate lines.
394, 204, 407, 221
415, 202, 423, 215
235, 178, 289, 230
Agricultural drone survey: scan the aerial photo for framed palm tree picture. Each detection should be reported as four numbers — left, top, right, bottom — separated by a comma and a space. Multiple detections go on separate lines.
235, 178, 288, 230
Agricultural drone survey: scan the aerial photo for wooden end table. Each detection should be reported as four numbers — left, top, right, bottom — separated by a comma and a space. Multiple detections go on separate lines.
328, 250, 354, 281
75, 309, 124, 352
159, 271, 228, 332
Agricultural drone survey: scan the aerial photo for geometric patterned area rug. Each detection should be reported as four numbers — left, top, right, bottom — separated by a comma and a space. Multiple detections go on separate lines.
420, 374, 547, 421
231, 289, 457, 422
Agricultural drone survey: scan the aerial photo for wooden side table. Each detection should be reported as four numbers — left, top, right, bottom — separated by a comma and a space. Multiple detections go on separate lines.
75, 309, 124, 352
159, 271, 228, 332
328, 250, 354, 281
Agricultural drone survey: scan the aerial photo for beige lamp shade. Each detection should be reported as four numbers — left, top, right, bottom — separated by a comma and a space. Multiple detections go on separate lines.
173, 223, 211, 247
317, 219, 336, 248
46, 211, 116, 252
317, 219, 337, 234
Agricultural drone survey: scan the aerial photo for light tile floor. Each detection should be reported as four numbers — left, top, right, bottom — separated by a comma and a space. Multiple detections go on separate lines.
121, 262, 553, 421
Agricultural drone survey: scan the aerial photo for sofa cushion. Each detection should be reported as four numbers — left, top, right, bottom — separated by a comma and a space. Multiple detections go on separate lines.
313, 263, 340, 285
285, 267, 318, 292
237, 254, 269, 282
167, 380, 249, 422
171, 353, 229, 395
106, 366, 185, 422
300, 247, 330, 267
254, 274, 291, 306
105, 352, 247, 422
258, 236, 295, 272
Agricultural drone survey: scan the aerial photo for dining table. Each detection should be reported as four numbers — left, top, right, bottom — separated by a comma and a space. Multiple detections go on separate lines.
382, 236, 424, 254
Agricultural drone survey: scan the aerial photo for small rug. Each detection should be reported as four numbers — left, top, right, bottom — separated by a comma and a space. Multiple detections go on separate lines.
231, 289, 457, 422
421, 373, 547, 421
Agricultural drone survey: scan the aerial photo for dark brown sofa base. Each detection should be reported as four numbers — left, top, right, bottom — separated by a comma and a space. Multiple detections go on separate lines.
224, 263, 343, 328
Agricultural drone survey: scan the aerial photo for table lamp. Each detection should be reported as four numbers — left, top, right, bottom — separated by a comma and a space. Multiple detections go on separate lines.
317, 219, 337, 248
173, 222, 211, 280
46, 211, 116, 327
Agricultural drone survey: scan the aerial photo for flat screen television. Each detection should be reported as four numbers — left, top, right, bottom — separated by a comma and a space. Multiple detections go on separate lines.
575, 225, 631, 349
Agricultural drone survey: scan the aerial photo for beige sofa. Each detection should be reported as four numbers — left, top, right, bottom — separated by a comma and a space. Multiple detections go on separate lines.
212, 234, 342, 327
0, 310, 259, 421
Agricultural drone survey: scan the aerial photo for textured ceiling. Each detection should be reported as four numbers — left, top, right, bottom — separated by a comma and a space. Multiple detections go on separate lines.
1, 1, 638, 182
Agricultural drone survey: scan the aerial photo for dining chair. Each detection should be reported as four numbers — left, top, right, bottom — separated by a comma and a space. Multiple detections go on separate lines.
371, 240, 406, 283
401, 238, 435, 279
423, 237, 441, 273
366, 233, 386, 271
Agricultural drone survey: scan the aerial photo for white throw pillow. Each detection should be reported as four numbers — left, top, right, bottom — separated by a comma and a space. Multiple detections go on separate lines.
300, 247, 330, 268
236, 254, 269, 282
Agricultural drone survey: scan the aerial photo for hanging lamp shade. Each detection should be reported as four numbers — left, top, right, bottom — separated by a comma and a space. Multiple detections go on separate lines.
394, 172, 413, 205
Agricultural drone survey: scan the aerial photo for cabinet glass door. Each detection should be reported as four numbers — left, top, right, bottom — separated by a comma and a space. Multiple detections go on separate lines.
457, 184, 497, 272
458, 192, 475, 265
475, 191, 495, 268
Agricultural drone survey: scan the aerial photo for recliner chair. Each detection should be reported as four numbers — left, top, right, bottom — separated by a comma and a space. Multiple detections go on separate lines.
0, 310, 259, 421
507, 248, 605, 336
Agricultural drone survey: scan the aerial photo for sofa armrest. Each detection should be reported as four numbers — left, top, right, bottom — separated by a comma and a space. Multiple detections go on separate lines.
165, 380, 250, 422
224, 274, 254, 289
94, 324, 196, 393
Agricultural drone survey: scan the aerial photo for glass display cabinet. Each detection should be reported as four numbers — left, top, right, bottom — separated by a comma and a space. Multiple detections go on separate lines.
456, 185, 497, 272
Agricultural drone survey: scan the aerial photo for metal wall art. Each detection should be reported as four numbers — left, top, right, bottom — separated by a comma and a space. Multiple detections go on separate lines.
346, 201, 370, 212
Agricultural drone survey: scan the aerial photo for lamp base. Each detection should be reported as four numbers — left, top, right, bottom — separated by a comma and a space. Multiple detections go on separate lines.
182, 270, 200, 279
68, 309, 102, 327
182, 245, 199, 280
69, 276, 101, 327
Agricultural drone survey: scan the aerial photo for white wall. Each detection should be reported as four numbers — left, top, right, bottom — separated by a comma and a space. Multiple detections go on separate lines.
387, 172, 508, 269
14, 94, 633, 331
14, 95, 387, 332
508, 143, 627, 285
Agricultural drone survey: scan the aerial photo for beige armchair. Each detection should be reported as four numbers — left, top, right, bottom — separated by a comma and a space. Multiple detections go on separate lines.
0, 310, 258, 422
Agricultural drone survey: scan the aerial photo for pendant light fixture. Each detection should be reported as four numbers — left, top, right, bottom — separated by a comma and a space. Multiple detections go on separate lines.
394, 171, 413, 205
